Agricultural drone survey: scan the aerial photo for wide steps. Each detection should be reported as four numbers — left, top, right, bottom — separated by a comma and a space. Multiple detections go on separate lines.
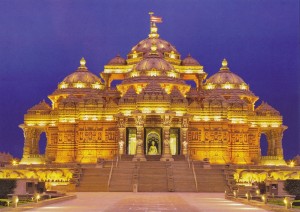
194, 167, 227, 192
108, 161, 138, 192
76, 167, 110, 192
76, 160, 227, 193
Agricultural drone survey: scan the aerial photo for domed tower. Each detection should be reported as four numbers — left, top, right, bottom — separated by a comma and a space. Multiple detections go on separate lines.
204, 59, 258, 111
49, 58, 104, 108
117, 43, 190, 116
101, 14, 207, 91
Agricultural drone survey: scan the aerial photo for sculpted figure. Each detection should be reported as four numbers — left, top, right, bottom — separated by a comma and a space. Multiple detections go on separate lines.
148, 141, 158, 155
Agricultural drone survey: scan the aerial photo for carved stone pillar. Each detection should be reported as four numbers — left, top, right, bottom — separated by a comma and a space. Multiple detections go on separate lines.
181, 117, 189, 156
273, 126, 287, 159
160, 115, 174, 161
133, 115, 146, 161
117, 116, 126, 156
264, 126, 287, 162
181, 128, 188, 155
118, 129, 125, 156
19, 125, 43, 164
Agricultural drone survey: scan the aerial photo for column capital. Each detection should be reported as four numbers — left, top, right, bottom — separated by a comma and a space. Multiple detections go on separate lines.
181, 117, 189, 128
134, 115, 145, 126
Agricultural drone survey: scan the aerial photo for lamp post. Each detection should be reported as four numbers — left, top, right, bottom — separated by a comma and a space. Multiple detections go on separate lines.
261, 194, 267, 204
284, 197, 292, 209
34, 193, 40, 203
12, 195, 18, 208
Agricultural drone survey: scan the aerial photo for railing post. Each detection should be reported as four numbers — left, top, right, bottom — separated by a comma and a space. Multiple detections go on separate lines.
192, 161, 198, 192
107, 159, 114, 189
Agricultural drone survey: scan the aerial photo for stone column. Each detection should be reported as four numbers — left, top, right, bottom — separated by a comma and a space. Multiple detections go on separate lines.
133, 115, 146, 161
181, 128, 188, 155
181, 117, 189, 156
19, 125, 42, 164
117, 116, 126, 156
273, 126, 287, 159
264, 126, 287, 165
160, 115, 174, 161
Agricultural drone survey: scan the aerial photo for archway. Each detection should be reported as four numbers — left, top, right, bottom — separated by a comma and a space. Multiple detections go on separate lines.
111, 80, 123, 88
260, 133, 268, 156
39, 132, 47, 155
185, 80, 197, 88
145, 128, 162, 155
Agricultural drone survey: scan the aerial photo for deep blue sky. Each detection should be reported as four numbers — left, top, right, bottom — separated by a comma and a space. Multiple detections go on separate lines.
0, 0, 299, 160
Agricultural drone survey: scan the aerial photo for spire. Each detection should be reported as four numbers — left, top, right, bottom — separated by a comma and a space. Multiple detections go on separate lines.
78, 57, 88, 71
220, 58, 230, 72
148, 12, 162, 39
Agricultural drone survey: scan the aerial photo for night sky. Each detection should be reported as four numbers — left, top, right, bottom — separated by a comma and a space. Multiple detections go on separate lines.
0, 0, 299, 160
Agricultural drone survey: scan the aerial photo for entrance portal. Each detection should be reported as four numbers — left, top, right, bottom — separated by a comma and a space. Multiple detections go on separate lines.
145, 128, 162, 155
126, 128, 137, 155
170, 128, 180, 155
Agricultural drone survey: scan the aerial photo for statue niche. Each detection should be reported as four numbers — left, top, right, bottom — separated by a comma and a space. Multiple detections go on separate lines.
146, 131, 161, 155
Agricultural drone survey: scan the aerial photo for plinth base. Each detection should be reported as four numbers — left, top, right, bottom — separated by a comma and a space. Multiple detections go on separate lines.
132, 155, 147, 161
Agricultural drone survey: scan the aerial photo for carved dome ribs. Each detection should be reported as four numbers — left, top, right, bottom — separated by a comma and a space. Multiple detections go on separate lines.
182, 54, 201, 66
59, 58, 104, 89
205, 59, 246, 86
107, 54, 126, 65
130, 38, 179, 56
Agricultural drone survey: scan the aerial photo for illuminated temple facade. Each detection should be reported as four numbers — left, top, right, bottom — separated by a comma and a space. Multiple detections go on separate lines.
19, 20, 287, 165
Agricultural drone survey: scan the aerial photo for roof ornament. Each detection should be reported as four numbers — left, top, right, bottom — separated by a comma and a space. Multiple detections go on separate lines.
220, 58, 230, 72
150, 43, 158, 54
148, 12, 162, 39
79, 57, 87, 70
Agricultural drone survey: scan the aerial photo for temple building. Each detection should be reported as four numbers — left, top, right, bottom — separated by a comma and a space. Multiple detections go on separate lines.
19, 15, 287, 166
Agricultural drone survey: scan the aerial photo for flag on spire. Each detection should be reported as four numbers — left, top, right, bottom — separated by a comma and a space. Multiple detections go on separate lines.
150, 15, 162, 23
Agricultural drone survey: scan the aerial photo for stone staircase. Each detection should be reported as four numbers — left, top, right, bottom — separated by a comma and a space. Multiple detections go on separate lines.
76, 167, 110, 192
138, 161, 168, 192
193, 163, 227, 192
75, 156, 229, 193
172, 161, 197, 192
109, 161, 136, 191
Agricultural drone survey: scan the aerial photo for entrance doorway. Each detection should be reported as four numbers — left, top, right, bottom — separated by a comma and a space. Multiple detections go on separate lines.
125, 127, 181, 156
170, 128, 180, 155
126, 128, 137, 155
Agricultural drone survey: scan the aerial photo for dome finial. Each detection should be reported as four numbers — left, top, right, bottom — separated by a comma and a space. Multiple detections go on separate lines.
80, 57, 86, 68
222, 58, 228, 67
220, 58, 229, 71
148, 12, 162, 39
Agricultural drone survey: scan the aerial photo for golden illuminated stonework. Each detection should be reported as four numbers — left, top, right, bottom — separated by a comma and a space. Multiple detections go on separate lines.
19, 14, 287, 166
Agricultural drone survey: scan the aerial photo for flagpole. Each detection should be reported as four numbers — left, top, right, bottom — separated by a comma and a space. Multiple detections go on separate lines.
149, 11, 154, 27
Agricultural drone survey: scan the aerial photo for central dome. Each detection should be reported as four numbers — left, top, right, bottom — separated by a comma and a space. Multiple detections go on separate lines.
127, 23, 181, 65
130, 37, 179, 56
134, 53, 174, 73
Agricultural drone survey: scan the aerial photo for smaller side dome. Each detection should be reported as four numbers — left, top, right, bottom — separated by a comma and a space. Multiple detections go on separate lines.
204, 59, 248, 90
107, 54, 126, 65
255, 101, 280, 116
182, 54, 200, 66
59, 58, 104, 90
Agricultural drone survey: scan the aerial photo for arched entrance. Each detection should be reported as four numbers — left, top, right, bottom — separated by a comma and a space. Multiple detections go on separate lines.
145, 128, 162, 155
260, 133, 268, 156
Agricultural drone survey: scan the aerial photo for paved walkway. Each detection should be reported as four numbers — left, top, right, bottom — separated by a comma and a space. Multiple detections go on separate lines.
27, 192, 270, 212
